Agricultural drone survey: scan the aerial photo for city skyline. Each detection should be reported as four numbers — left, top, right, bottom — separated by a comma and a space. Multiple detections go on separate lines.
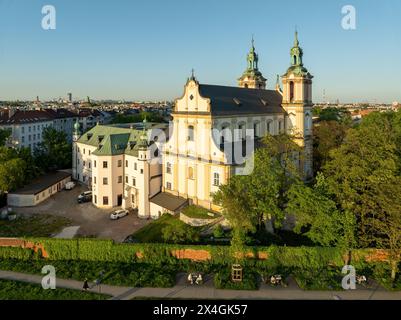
0, 0, 400, 103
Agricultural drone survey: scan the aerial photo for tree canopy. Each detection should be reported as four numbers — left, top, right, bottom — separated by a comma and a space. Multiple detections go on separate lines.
34, 127, 72, 171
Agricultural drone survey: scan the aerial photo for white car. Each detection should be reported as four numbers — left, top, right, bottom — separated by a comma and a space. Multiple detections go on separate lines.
110, 209, 129, 220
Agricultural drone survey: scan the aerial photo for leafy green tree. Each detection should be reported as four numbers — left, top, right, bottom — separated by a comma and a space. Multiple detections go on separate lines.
369, 177, 401, 282
313, 121, 349, 174
318, 107, 352, 125
213, 174, 255, 248
323, 115, 399, 248
34, 127, 72, 171
112, 111, 164, 124
0, 158, 26, 193
213, 133, 303, 248
18, 147, 40, 183
0, 129, 11, 146
162, 223, 200, 244
286, 173, 357, 263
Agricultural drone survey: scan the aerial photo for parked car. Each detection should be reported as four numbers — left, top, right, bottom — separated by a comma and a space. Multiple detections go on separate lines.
110, 209, 129, 220
77, 191, 92, 203
65, 182, 76, 190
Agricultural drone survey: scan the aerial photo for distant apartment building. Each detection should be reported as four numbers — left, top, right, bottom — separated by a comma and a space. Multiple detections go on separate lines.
43, 108, 78, 142
72, 121, 168, 218
0, 109, 54, 150
75, 108, 112, 133
0, 108, 80, 149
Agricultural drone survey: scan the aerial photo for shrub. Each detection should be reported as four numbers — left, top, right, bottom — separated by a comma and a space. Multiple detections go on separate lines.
162, 224, 200, 244
213, 225, 225, 238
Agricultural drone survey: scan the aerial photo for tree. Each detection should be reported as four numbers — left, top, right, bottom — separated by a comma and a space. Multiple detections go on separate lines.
286, 173, 357, 263
213, 174, 255, 249
0, 158, 26, 193
370, 177, 401, 283
18, 147, 40, 183
112, 111, 164, 124
162, 223, 200, 244
323, 114, 399, 248
213, 133, 303, 248
0, 128, 11, 146
34, 127, 72, 171
317, 107, 352, 125
313, 121, 349, 174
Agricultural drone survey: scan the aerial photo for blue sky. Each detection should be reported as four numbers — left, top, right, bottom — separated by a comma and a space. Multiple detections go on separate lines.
0, 0, 400, 103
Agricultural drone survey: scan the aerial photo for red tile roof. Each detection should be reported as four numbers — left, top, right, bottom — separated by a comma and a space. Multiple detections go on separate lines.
0, 109, 53, 125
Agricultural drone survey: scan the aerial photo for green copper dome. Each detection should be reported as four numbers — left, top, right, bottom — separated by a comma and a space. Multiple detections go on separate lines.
73, 121, 80, 134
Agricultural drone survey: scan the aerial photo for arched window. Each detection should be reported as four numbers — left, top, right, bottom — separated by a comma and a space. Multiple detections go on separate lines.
238, 123, 245, 140
253, 122, 260, 137
293, 55, 297, 65
266, 120, 272, 134
187, 125, 194, 141
188, 167, 194, 180
289, 81, 295, 102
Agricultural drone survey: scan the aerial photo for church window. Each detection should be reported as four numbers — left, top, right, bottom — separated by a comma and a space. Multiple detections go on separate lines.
290, 81, 295, 102
188, 167, 194, 180
266, 120, 272, 134
238, 124, 245, 140
253, 122, 260, 137
187, 125, 194, 141
166, 162, 172, 174
213, 173, 220, 186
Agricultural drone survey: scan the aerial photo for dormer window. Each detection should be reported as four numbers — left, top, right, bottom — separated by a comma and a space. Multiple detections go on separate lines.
233, 98, 241, 106
98, 135, 104, 143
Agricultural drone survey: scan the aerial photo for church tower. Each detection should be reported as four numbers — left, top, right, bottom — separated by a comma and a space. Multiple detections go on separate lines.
72, 121, 81, 180
281, 31, 313, 179
238, 38, 267, 89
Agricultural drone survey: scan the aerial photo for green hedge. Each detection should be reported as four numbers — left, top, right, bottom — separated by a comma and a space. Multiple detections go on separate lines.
0, 238, 385, 271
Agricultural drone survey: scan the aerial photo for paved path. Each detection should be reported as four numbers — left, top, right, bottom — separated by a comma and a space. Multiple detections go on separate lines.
53, 226, 80, 239
1, 270, 401, 300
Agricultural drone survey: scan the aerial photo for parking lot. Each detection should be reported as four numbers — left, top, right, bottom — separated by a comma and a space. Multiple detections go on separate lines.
12, 184, 151, 242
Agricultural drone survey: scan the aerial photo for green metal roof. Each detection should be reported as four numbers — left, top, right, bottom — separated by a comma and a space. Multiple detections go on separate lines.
77, 124, 161, 157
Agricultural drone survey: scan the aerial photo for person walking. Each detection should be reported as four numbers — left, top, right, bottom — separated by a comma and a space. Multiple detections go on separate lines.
83, 278, 89, 291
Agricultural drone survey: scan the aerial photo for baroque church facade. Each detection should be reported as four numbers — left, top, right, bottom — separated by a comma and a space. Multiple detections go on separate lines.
153, 32, 313, 215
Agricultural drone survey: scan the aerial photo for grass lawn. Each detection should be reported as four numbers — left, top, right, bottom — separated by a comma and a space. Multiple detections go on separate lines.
181, 205, 218, 219
0, 279, 110, 300
0, 214, 71, 237
131, 214, 192, 243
